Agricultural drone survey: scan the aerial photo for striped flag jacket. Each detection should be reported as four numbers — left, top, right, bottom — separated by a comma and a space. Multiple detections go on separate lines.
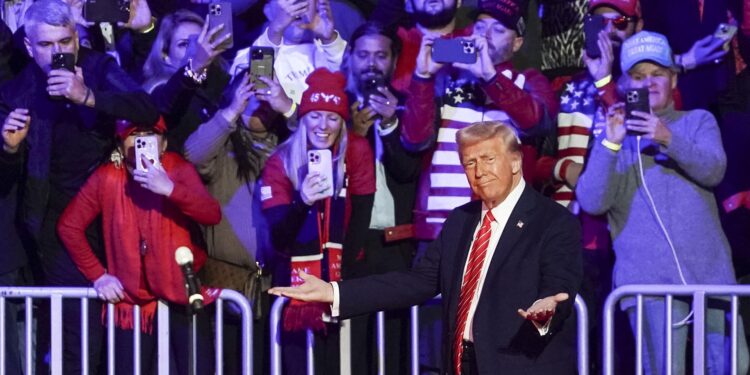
401, 61, 558, 241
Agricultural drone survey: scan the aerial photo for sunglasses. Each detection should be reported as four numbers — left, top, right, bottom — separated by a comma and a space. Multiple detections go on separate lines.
603, 15, 637, 31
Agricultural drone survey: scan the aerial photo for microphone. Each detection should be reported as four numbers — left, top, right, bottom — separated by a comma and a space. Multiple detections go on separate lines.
175, 246, 204, 312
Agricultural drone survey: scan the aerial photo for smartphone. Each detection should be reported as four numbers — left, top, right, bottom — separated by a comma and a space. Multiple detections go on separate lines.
51, 53, 75, 72
208, 1, 233, 49
361, 75, 385, 108
714, 23, 738, 50
625, 88, 650, 135
432, 38, 477, 64
134, 135, 161, 172
84, 0, 130, 24
249, 47, 274, 91
307, 149, 333, 198
583, 14, 606, 59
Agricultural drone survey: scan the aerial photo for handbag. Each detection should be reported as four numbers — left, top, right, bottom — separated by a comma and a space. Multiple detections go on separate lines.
199, 257, 271, 319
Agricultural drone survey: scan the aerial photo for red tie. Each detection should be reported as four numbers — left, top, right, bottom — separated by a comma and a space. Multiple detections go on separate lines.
453, 210, 495, 374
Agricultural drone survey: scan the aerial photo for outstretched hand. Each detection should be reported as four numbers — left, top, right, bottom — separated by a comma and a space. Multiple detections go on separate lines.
517, 292, 569, 323
268, 271, 334, 303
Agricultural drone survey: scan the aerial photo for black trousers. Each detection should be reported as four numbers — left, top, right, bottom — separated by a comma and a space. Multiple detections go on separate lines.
37, 211, 105, 375
459, 341, 478, 375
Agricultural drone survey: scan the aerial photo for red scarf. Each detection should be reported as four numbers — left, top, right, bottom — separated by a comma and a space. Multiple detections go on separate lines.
59, 153, 222, 332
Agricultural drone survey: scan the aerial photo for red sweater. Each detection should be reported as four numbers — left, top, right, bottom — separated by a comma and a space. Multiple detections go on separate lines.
57, 153, 221, 330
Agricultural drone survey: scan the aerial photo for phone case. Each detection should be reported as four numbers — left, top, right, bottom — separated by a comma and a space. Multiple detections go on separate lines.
583, 14, 606, 59
362, 76, 385, 108
625, 88, 650, 135
84, 0, 130, 24
52, 53, 75, 72
208, 1, 233, 49
134, 135, 161, 172
249, 47, 274, 90
714, 23, 738, 41
307, 149, 333, 198
432, 38, 477, 64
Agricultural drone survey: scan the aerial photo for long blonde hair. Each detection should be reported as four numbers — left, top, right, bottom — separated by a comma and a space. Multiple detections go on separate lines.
275, 114, 347, 196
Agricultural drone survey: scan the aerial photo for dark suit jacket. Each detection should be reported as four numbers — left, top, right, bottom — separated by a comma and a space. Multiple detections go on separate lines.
339, 185, 583, 375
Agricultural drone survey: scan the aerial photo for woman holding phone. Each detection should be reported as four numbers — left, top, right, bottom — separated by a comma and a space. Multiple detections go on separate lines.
260, 68, 375, 374
56, 118, 221, 374
142, 9, 230, 151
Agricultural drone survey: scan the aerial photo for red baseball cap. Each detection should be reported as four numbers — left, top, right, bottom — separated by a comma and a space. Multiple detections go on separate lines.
589, 0, 639, 17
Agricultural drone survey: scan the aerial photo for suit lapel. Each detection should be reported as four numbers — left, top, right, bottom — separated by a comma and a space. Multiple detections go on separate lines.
481, 186, 537, 290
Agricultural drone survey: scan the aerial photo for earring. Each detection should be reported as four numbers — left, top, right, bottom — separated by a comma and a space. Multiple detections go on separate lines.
110, 148, 124, 169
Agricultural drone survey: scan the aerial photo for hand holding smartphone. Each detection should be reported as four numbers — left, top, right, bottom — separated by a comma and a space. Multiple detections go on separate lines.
714, 23, 738, 50
84, 0, 131, 24
52, 53, 75, 72
134, 135, 161, 172
361, 76, 385, 108
307, 149, 333, 199
624, 88, 650, 135
249, 47, 274, 91
208, 1, 233, 49
583, 14, 606, 59
431, 38, 477, 64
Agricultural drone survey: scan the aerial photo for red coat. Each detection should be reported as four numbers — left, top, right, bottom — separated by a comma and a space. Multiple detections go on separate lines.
57, 152, 221, 330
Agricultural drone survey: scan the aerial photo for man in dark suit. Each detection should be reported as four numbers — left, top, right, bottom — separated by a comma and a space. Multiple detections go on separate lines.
270, 121, 582, 374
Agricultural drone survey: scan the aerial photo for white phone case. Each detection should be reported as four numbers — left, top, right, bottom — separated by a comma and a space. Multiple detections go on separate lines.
307, 149, 333, 198
134, 135, 161, 172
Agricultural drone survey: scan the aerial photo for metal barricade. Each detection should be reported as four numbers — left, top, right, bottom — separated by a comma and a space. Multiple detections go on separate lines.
270, 294, 589, 375
0, 287, 253, 375
603, 284, 750, 375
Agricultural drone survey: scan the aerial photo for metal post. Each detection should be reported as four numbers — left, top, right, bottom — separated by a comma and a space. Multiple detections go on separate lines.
574, 295, 589, 375
216, 298, 224, 375
306, 329, 315, 375
50, 295, 63, 375
410, 305, 419, 375
732, 295, 739, 375
376, 311, 385, 375
190, 313, 197, 375
157, 300, 170, 375
693, 291, 706, 375
24, 297, 32, 375
0, 297, 6, 375
134, 305, 141, 375
82, 298, 89, 375
270, 297, 287, 375
665, 295, 673, 375
107, 303, 115, 375
636, 294, 643, 375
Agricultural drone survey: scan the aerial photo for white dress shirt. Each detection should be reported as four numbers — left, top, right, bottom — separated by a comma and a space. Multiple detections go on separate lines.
332, 179, 550, 335
460, 179, 525, 341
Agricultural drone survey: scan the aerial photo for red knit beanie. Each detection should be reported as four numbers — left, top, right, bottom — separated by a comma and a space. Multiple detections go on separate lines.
298, 68, 350, 121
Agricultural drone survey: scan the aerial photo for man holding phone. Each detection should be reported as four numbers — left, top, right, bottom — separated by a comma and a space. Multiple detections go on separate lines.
576, 31, 749, 374
229, 0, 348, 106
401, 0, 557, 242
0, 1, 158, 372
344, 21, 422, 374
545, 2, 642, 341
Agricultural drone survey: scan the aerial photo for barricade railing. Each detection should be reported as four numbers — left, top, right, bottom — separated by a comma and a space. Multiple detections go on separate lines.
0, 287, 253, 375
603, 284, 750, 375
270, 294, 589, 375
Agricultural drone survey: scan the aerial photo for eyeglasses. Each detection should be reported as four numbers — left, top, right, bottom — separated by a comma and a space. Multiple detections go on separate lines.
603, 15, 637, 31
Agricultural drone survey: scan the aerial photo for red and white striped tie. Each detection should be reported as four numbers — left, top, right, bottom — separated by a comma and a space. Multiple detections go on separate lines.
453, 210, 495, 374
